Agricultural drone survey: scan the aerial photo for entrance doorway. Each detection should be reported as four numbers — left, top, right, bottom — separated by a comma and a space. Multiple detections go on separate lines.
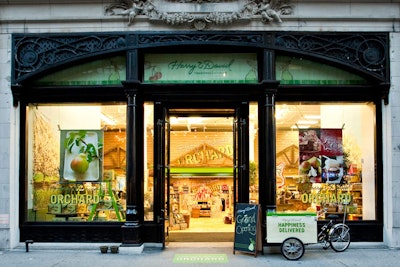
167, 113, 235, 242
152, 103, 251, 245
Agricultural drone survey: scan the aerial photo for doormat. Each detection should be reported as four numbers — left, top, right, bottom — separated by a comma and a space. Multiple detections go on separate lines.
173, 254, 228, 264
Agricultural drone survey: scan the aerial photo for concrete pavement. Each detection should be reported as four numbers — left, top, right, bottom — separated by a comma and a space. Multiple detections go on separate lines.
1, 242, 399, 267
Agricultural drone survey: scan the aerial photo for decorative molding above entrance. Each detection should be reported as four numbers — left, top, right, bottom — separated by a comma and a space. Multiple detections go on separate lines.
105, 0, 293, 30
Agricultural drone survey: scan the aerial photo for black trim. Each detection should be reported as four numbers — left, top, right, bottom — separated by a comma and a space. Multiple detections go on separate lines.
20, 223, 123, 243
15, 31, 386, 244
12, 31, 389, 85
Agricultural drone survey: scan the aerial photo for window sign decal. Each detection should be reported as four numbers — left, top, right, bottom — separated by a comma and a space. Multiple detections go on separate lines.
144, 53, 258, 84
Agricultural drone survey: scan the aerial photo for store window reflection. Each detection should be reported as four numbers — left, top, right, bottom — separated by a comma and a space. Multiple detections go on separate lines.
27, 103, 127, 222
275, 103, 376, 221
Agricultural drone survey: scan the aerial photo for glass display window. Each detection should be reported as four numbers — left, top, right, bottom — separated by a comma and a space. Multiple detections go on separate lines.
275, 102, 376, 221
249, 102, 259, 204
144, 102, 154, 221
26, 103, 127, 222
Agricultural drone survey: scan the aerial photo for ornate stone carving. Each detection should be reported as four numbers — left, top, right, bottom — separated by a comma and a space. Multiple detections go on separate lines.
105, 0, 293, 30
275, 33, 388, 79
13, 35, 127, 82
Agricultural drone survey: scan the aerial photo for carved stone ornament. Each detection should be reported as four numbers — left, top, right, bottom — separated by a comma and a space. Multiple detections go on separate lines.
105, 0, 293, 30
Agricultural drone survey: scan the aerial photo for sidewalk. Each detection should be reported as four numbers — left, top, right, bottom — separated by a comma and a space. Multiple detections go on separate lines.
1, 242, 399, 267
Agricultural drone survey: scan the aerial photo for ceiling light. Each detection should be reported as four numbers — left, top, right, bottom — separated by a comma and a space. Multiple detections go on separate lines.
170, 117, 179, 124
304, 115, 321, 119
297, 120, 318, 124
100, 114, 117, 125
276, 105, 289, 120
188, 117, 203, 124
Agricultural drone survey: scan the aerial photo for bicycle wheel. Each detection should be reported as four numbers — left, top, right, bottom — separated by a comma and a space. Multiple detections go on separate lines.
329, 224, 350, 252
281, 237, 305, 260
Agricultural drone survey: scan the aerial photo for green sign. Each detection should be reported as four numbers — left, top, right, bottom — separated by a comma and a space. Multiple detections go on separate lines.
233, 203, 260, 255
144, 53, 258, 84
266, 212, 317, 244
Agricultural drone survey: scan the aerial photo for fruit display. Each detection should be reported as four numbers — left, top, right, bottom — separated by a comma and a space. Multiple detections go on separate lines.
299, 156, 322, 182
70, 153, 90, 174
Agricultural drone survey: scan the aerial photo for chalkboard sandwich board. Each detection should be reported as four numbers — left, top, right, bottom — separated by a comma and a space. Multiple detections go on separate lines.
233, 203, 262, 256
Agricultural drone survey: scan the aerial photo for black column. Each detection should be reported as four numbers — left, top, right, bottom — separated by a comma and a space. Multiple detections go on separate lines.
121, 84, 143, 246
258, 85, 278, 245
263, 89, 277, 212
259, 49, 279, 214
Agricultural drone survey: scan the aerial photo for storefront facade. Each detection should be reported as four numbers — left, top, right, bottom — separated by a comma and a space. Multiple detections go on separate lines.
1, 0, 399, 249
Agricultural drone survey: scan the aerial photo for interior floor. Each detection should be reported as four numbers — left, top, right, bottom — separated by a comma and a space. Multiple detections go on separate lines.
171, 216, 234, 233
168, 216, 235, 242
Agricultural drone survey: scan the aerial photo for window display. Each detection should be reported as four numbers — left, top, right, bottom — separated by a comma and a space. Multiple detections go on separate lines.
144, 103, 154, 221
27, 104, 127, 222
249, 102, 259, 204
275, 103, 376, 221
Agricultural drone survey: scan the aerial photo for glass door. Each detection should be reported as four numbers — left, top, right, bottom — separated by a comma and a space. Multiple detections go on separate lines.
169, 113, 234, 240
154, 103, 170, 248
158, 104, 249, 242
235, 103, 250, 205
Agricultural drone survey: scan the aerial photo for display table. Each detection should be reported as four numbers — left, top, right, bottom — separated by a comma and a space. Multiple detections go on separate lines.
199, 208, 211, 217
198, 201, 211, 217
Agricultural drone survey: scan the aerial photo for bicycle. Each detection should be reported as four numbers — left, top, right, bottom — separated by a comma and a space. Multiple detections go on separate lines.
268, 206, 350, 261
317, 204, 351, 252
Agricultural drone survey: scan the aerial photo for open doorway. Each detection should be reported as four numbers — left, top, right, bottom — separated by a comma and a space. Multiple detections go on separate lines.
167, 113, 236, 242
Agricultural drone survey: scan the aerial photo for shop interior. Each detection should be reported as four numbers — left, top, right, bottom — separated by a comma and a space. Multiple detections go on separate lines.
153, 112, 240, 242
28, 102, 373, 234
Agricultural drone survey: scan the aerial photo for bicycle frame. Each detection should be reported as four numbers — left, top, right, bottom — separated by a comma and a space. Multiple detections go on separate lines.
317, 202, 351, 252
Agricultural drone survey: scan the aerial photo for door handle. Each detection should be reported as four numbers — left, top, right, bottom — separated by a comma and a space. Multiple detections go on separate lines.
158, 209, 167, 223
